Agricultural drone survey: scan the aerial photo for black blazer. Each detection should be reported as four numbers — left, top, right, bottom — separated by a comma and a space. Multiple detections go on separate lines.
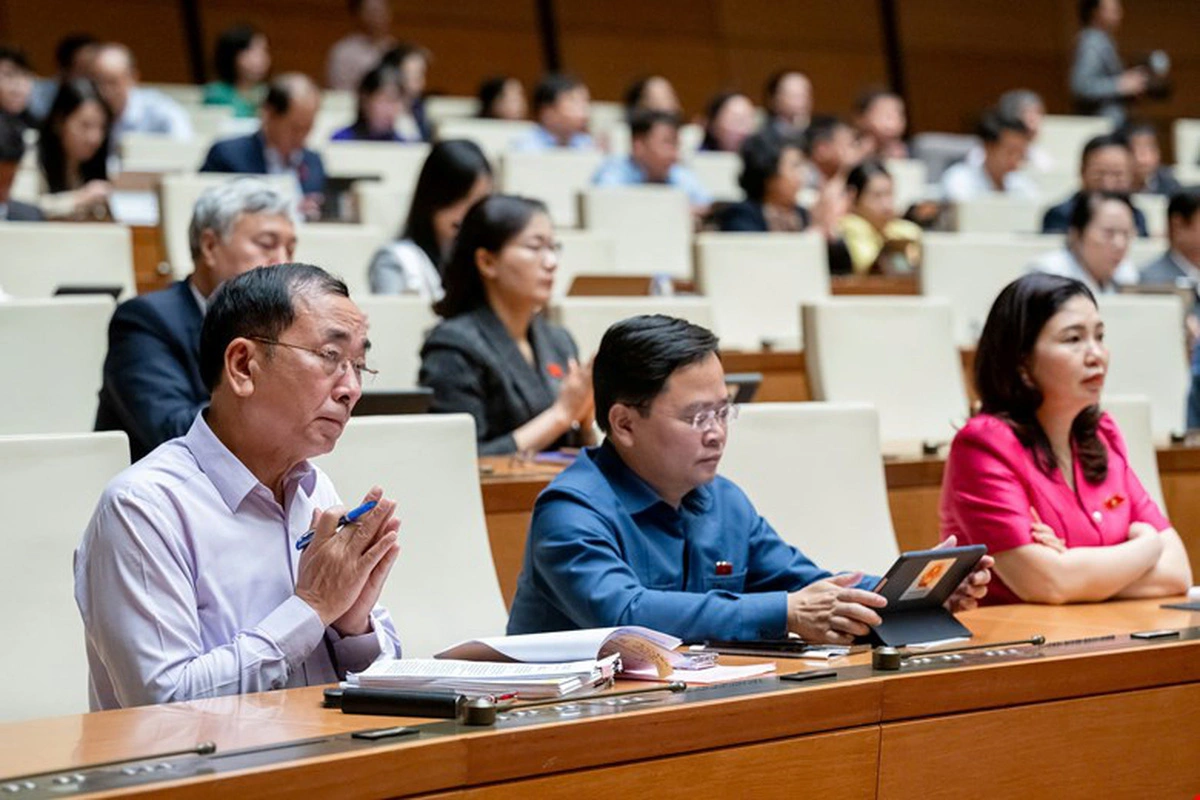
2, 200, 44, 221
419, 305, 580, 455
1041, 195, 1149, 237
94, 280, 208, 460
200, 131, 327, 195
715, 200, 811, 233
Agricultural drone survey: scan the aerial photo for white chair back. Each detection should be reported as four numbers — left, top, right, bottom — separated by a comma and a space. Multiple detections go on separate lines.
552, 296, 714, 358
579, 186, 693, 278
920, 232, 1047, 346
352, 295, 438, 390
500, 150, 604, 228
0, 223, 135, 299
435, 118, 537, 163
120, 133, 211, 172
1172, 119, 1200, 169
956, 195, 1042, 233
354, 180, 413, 241
424, 95, 480, 126
0, 431, 129, 721
687, 151, 742, 201
141, 83, 205, 106
720, 403, 899, 575
1038, 115, 1113, 168
0, 298, 113, 434
1132, 193, 1168, 238
319, 141, 431, 188
694, 232, 829, 350
588, 102, 625, 137
293, 224, 388, 299
885, 158, 929, 210
803, 297, 969, 450
1098, 294, 1189, 440
188, 106, 236, 139
1101, 394, 1166, 511
159, 173, 297, 276
1029, 169, 1078, 202
553, 230, 618, 299
313, 415, 508, 657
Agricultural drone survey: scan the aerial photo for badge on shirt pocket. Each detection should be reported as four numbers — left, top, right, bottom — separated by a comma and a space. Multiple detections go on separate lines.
1104, 494, 1126, 510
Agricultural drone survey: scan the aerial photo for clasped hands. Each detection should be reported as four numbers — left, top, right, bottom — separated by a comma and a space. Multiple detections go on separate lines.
787, 535, 993, 645
295, 485, 401, 637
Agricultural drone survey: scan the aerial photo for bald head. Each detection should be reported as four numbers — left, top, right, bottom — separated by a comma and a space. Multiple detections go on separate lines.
261, 73, 320, 158
90, 42, 137, 117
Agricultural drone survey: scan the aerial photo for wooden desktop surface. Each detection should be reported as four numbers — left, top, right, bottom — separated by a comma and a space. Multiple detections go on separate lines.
480, 447, 1200, 609
1, 599, 1197, 798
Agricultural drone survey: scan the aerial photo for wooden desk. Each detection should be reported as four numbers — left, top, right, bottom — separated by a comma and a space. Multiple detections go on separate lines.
2, 600, 1197, 797
481, 447, 1200, 606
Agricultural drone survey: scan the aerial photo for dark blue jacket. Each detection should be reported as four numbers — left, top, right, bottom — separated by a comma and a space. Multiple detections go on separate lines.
1041, 195, 1149, 237
94, 280, 208, 461
200, 131, 326, 195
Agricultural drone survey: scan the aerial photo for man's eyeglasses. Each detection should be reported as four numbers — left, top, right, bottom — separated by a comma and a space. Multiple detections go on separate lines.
678, 403, 740, 431
248, 337, 378, 385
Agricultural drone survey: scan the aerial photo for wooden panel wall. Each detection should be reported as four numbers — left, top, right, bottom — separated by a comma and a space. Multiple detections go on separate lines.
1, 0, 1196, 138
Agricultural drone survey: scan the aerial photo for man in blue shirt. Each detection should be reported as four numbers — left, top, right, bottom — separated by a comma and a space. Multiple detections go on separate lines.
507, 315, 992, 643
592, 110, 712, 213
511, 73, 594, 152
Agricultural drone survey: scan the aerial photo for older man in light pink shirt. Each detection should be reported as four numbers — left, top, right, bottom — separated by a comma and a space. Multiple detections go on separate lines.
75, 263, 401, 710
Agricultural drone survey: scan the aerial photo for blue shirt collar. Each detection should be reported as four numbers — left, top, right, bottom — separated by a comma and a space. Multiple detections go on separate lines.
590, 441, 714, 516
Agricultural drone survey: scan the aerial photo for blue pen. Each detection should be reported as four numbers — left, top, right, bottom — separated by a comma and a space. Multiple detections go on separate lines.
295, 500, 378, 551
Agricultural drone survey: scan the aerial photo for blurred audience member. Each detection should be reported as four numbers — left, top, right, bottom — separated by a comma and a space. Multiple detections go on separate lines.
804, 115, 857, 188
331, 64, 410, 142
421, 195, 595, 455
1030, 190, 1138, 294
995, 89, 1054, 171
379, 43, 431, 141
369, 139, 492, 299
478, 75, 527, 120
28, 33, 97, 122
512, 74, 593, 151
326, 0, 396, 91
623, 75, 681, 120
204, 25, 271, 118
836, 160, 922, 275
699, 91, 755, 154
0, 115, 42, 221
96, 178, 297, 460
0, 46, 35, 128
90, 43, 192, 145
1071, 0, 1148, 127
37, 79, 112, 220
854, 87, 908, 159
1042, 133, 1148, 235
1122, 120, 1180, 196
592, 110, 711, 213
764, 70, 812, 135
201, 74, 326, 219
1140, 191, 1200, 297
716, 129, 811, 233
941, 110, 1038, 203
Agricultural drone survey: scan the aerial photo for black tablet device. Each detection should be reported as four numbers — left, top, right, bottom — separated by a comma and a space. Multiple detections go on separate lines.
863, 544, 987, 647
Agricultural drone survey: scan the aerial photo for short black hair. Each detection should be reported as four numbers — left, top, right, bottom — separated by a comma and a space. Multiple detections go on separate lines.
0, 114, 25, 163
213, 24, 262, 86
1080, 132, 1130, 168
532, 73, 584, 113
0, 45, 31, 72
977, 109, 1030, 143
845, 158, 892, 199
477, 75, 515, 118
1167, 190, 1200, 226
263, 74, 315, 115
737, 128, 803, 202
622, 75, 655, 111
199, 263, 349, 391
1067, 189, 1135, 233
1119, 119, 1157, 140
55, 33, 95, 72
803, 115, 848, 156
629, 109, 680, 139
1079, 0, 1101, 25
764, 69, 803, 106
593, 315, 720, 434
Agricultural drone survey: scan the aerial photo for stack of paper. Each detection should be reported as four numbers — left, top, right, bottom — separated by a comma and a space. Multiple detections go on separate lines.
437, 626, 686, 678
349, 654, 619, 699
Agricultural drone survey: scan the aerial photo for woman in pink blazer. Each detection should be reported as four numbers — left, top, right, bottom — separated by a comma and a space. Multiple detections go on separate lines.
940, 273, 1191, 604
